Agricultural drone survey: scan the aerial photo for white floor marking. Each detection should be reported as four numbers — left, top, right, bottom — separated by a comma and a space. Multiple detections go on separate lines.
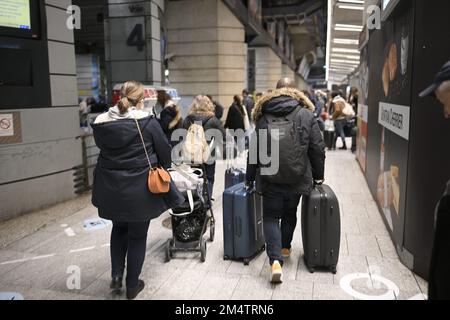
408, 293, 428, 300
31, 254, 56, 260
0, 258, 30, 265
340, 273, 399, 300
101, 243, 110, 248
64, 227, 76, 237
69, 246, 96, 253
60, 224, 68, 228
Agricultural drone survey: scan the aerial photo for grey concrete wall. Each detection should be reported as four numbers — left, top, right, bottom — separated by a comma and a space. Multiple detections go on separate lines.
0, 1, 81, 221
105, 0, 164, 88
254, 47, 282, 92
281, 63, 296, 82
166, 0, 246, 119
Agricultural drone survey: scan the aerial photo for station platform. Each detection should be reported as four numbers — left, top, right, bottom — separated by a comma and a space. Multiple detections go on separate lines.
0, 141, 428, 300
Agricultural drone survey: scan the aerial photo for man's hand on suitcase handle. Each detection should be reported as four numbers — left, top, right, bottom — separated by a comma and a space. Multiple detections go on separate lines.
314, 179, 324, 186
245, 180, 255, 191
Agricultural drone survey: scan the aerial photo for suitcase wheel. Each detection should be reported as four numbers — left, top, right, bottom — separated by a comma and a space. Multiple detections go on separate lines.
223, 255, 230, 261
308, 267, 315, 273
330, 266, 337, 274
243, 258, 250, 266
164, 239, 173, 263
209, 221, 215, 242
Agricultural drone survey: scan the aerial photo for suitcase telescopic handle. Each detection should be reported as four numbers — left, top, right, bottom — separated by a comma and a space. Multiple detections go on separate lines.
253, 192, 258, 241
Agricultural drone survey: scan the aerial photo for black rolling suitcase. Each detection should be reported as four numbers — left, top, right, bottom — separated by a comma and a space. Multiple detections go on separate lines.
225, 167, 246, 189
323, 130, 336, 150
301, 184, 340, 274
223, 183, 265, 265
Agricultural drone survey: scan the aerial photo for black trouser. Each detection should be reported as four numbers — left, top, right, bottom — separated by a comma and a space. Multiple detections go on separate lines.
334, 119, 347, 148
262, 187, 301, 266
204, 162, 216, 198
110, 220, 150, 288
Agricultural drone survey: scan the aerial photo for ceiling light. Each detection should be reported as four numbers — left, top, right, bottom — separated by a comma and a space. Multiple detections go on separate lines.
335, 24, 363, 29
332, 48, 360, 54
338, 0, 364, 4
331, 53, 360, 60
330, 59, 360, 65
338, 4, 364, 10
334, 27, 363, 32
333, 38, 359, 45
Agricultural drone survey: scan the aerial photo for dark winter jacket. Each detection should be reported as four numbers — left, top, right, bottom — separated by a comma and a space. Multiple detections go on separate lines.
243, 96, 254, 123
183, 112, 226, 143
92, 116, 184, 222
246, 87, 325, 195
429, 180, 450, 300
159, 103, 183, 146
225, 103, 246, 131
183, 111, 226, 161
213, 101, 224, 120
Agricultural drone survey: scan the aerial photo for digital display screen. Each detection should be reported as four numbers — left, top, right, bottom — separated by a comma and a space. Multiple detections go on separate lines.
0, 0, 31, 30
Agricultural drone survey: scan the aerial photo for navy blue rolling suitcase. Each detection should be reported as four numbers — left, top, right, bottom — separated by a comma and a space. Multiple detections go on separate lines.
224, 167, 246, 189
223, 183, 265, 265
301, 184, 341, 274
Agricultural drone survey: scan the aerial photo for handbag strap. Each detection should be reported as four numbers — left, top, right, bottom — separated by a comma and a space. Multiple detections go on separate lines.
134, 118, 153, 170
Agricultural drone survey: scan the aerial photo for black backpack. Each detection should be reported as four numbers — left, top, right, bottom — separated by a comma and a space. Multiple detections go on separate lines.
261, 107, 308, 184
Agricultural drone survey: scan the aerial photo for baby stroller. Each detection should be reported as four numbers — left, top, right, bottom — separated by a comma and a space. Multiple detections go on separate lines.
165, 164, 215, 263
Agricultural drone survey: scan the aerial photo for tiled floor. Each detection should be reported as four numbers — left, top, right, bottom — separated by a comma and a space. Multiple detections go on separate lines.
0, 144, 428, 300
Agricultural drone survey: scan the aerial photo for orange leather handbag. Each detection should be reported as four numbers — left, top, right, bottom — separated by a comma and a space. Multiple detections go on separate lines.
135, 118, 171, 194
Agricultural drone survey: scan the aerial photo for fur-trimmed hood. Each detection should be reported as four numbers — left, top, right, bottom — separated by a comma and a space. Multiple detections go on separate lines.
252, 87, 315, 122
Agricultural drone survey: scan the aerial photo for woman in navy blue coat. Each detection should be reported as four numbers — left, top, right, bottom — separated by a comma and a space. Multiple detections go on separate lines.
92, 81, 183, 299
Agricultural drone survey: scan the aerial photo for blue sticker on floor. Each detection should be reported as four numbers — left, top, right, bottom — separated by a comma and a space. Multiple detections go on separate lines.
0, 292, 24, 300
83, 218, 112, 231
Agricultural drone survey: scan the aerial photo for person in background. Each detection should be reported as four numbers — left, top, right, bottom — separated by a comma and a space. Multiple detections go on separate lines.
158, 92, 183, 146
419, 60, 450, 300
207, 95, 224, 121
331, 96, 348, 150
242, 89, 254, 124
92, 81, 183, 300
225, 95, 248, 155
256, 92, 263, 103
348, 87, 359, 116
246, 77, 325, 284
154, 90, 170, 119
183, 95, 226, 198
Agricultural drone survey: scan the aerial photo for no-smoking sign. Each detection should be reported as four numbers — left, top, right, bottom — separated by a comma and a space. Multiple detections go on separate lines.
0, 114, 14, 137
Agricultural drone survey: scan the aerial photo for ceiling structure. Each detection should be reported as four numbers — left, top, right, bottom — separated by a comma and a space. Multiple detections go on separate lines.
326, 0, 364, 85
262, 0, 328, 87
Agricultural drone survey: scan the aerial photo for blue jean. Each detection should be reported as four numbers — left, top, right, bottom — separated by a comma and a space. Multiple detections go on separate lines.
262, 187, 301, 266
334, 119, 347, 148
110, 220, 150, 288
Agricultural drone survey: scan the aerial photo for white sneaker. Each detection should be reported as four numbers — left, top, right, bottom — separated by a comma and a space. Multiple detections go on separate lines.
270, 260, 283, 283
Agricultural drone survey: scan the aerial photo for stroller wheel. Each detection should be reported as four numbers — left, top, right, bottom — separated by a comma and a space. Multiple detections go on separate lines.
200, 239, 207, 263
209, 221, 215, 242
165, 239, 173, 263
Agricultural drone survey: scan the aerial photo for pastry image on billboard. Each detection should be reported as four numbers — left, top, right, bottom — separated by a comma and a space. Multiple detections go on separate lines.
382, 59, 390, 97
388, 43, 398, 81
391, 166, 400, 214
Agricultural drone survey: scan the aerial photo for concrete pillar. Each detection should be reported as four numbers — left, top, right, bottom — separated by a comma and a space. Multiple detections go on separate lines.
0, 1, 81, 220
254, 47, 282, 92
281, 63, 296, 82
295, 74, 307, 90
166, 0, 246, 117
105, 0, 164, 89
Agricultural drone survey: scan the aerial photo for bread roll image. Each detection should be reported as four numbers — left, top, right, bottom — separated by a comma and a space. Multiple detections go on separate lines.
388, 43, 398, 81
382, 59, 390, 97
377, 171, 394, 209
